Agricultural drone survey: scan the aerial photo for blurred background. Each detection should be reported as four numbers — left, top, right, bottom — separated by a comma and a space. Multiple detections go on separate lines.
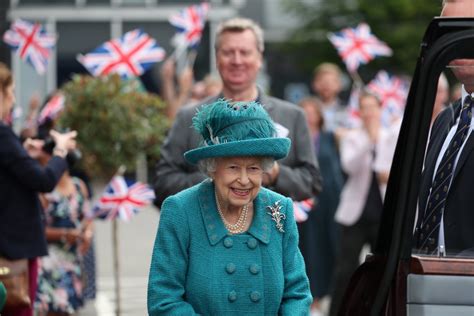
0, 1, 443, 315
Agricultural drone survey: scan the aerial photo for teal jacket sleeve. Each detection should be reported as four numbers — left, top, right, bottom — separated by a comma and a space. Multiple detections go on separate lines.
279, 197, 312, 315
147, 196, 200, 315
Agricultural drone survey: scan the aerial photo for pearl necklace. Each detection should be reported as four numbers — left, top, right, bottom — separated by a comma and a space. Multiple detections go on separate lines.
215, 190, 249, 234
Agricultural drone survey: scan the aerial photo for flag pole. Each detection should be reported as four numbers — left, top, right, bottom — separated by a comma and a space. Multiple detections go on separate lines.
112, 219, 121, 316
349, 69, 364, 88
112, 165, 126, 316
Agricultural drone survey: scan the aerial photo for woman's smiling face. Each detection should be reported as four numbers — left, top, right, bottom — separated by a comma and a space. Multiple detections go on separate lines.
211, 156, 264, 212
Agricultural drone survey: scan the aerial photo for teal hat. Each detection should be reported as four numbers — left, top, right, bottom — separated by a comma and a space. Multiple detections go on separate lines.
184, 99, 291, 164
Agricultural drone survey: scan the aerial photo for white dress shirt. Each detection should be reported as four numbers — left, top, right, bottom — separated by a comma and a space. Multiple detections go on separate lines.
431, 86, 474, 254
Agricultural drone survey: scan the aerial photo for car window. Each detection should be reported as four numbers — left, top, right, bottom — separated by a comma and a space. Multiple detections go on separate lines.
412, 54, 474, 258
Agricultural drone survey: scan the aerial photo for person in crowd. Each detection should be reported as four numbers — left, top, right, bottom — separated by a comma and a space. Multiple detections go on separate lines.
298, 97, 345, 315
19, 93, 41, 140
329, 91, 397, 316
0, 62, 76, 316
34, 139, 93, 316
414, 0, 474, 256
202, 73, 223, 98
147, 99, 312, 315
153, 17, 321, 207
431, 73, 450, 126
35, 101, 97, 303
160, 57, 194, 121
311, 62, 348, 132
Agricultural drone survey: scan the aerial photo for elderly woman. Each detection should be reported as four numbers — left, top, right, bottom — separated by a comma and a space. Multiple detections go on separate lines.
147, 99, 311, 315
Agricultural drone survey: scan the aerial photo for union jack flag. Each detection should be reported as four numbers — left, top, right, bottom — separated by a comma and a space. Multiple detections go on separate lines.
3, 19, 56, 75
93, 176, 155, 221
293, 198, 315, 223
328, 23, 392, 72
38, 93, 65, 124
367, 71, 409, 126
169, 2, 210, 48
77, 29, 166, 79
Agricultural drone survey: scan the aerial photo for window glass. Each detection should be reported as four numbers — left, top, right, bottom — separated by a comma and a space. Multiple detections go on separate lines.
413, 59, 474, 258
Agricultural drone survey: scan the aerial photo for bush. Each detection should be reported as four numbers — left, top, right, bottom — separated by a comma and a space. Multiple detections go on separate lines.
59, 74, 169, 179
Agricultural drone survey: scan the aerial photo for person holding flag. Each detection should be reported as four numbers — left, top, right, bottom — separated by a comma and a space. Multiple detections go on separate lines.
329, 91, 397, 316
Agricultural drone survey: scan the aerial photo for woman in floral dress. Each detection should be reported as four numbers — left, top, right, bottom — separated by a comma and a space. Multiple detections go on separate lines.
35, 145, 94, 316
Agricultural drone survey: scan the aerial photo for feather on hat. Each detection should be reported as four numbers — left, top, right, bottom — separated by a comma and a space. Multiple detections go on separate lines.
184, 99, 291, 164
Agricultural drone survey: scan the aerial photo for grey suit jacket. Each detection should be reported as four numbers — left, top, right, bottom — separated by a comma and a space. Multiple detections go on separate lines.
153, 90, 322, 207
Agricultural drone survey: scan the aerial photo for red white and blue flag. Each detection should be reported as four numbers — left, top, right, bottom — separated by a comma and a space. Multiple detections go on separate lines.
293, 198, 315, 223
367, 70, 409, 126
3, 19, 56, 75
38, 93, 65, 124
169, 2, 210, 48
328, 23, 392, 72
77, 29, 165, 79
93, 176, 155, 221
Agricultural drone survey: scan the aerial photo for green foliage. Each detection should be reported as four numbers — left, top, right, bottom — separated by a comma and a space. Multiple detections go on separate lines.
59, 74, 169, 179
280, 0, 441, 80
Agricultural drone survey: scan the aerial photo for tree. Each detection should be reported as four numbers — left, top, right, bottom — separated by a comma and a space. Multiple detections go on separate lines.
278, 0, 441, 82
59, 74, 169, 179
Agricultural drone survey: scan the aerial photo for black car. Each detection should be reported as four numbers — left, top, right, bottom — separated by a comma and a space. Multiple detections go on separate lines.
340, 17, 474, 316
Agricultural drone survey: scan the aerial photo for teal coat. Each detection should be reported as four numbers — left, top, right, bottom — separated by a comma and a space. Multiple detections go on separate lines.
148, 180, 311, 315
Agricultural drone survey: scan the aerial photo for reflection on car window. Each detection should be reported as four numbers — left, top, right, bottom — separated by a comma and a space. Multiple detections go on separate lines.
414, 61, 474, 258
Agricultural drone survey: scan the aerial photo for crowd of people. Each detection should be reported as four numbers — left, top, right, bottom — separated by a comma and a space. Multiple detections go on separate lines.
1, 1, 471, 315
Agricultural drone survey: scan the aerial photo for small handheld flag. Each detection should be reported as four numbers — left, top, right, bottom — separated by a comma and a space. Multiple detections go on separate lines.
328, 23, 392, 73
38, 93, 65, 125
3, 19, 56, 75
93, 176, 155, 221
77, 29, 165, 79
293, 198, 315, 223
367, 71, 409, 126
169, 2, 210, 49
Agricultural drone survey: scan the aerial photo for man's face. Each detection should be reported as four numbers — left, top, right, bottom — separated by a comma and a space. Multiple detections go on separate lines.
441, 0, 474, 17
216, 29, 262, 93
442, 0, 474, 91
312, 71, 342, 103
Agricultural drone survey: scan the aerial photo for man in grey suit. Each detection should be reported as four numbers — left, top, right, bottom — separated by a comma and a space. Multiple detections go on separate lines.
153, 17, 321, 207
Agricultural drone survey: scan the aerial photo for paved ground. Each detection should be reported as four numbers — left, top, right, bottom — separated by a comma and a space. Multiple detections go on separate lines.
79, 205, 160, 316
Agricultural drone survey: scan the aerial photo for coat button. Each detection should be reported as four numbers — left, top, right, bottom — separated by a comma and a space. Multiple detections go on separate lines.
228, 290, 237, 302
247, 237, 258, 249
223, 237, 233, 248
226, 263, 236, 274
249, 264, 260, 275
250, 291, 261, 302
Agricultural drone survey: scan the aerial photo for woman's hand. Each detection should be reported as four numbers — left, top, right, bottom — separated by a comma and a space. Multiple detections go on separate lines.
78, 226, 93, 255
62, 228, 82, 245
50, 129, 77, 157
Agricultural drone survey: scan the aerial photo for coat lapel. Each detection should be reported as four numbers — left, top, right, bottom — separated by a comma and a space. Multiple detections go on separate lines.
247, 189, 272, 244
198, 180, 228, 246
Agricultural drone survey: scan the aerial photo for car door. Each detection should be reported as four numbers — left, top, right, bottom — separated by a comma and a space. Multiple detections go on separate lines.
339, 17, 474, 316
